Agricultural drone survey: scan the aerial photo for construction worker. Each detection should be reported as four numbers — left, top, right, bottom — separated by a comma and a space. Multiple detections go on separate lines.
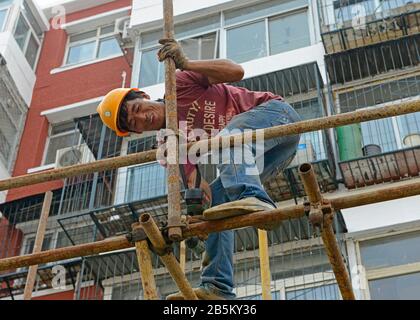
97, 39, 301, 300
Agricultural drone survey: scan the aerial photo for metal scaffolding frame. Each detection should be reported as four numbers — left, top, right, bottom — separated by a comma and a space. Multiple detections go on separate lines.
3, 0, 420, 301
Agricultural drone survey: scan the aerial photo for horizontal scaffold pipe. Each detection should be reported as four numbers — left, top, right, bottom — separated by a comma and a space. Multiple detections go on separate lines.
0, 100, 419, 192
1, 177, 420, 272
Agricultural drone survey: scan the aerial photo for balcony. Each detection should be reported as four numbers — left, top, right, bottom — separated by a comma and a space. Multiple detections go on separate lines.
318, 0, 420, 54
334, 72, 420, 188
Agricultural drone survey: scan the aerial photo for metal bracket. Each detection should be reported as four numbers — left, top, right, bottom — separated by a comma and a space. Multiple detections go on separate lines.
308, 199, 334, 230
127, 227, 174, 257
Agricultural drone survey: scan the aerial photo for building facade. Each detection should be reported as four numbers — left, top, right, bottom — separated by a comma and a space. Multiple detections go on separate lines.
0, 0, 419, 300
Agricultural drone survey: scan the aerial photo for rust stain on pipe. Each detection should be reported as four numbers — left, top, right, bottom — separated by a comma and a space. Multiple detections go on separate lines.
2, 179, 420, 272
140, 214, 198, 300
1, 101, 420, 192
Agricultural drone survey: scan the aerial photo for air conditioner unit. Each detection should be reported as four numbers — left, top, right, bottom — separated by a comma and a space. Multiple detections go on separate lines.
114, 17, 133, 47
290, 141, 316, 167
55, 144, 95, 169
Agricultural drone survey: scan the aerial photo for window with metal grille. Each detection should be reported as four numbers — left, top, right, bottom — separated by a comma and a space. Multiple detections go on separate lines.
43, 121, 82, 165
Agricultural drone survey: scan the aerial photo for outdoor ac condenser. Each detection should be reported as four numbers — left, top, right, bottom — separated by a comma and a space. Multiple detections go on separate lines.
55, 144, 95, 168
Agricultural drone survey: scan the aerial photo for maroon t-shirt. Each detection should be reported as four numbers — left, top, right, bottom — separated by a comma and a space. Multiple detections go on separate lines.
176, 71, 283, 134
175, 70, 283, 177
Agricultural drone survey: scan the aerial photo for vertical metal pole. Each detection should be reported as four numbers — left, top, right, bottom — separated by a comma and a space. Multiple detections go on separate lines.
74, 258, 85, 300
23, 191, 53, 300
89, 123, 107, 211
258, 230, 272, 300
140, 214, 197, 300
180, 241, 186, 273
162, 0, 183, 241
132, 224, 159, 300
299, 163, 355, 300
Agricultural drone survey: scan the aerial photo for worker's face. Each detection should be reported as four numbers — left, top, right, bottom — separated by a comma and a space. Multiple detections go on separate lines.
125, 96, 166, 134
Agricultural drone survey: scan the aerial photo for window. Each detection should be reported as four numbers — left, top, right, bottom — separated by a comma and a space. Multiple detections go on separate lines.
0, 0, 12, 31
369, 272, 420, 300
358, 232, 420, 300
44, 121, 82, 165
360, 118, 398, 154
125, 162, 167, 203
13, 10, 41, 69
0, 80, 25, 170
23, 234, 53, 255
286, 283, 341, 300
333, 0, 377, 25
226, 0, 310, 63
138, 14, 221, 88
360, 232, 420, 270
66, 24, 122, 66
139, 32, 219, 87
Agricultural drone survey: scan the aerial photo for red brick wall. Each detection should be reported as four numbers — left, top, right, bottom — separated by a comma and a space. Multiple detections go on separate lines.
7, 0, 133, 201
32, 285, 104, 300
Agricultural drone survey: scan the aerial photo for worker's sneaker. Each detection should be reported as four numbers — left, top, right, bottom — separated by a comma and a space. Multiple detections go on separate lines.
203, 197, 281, 231
203, 197, 274, 220
166, 284, 231, 300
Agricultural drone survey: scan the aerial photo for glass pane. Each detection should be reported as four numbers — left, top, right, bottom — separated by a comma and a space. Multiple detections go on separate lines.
0, 9, 7, 32
141, 29, 163, 48
225, 0, 308, 26
100, 24, 115, 35
175, 14, 220, 39
286, 284, 341, 300
51, 121, 76, 135
360, 118, 398, 154
0, 0, 13, 6
22, 1, 43, 38
45, 133, 79, 165
227, 21, 267, 63
24, 235, 52, 255
125, 163, 167, 202
269, 11, 310, 55
334, 0, 377, 24
70, 30, 97, 43
396, 113, 420, 147
360, 232, 420, 270
25, 34, 39, 68
139, 48, 165, 87
201, 33, 218, 59
98, 37, 121, 59
14, 14, 30, 50
179, 33, 217, 60
370, 272, 420, 300
67, 41, 96, 65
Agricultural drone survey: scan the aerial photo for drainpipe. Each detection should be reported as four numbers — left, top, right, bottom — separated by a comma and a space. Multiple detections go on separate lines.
121, 71, 127, 88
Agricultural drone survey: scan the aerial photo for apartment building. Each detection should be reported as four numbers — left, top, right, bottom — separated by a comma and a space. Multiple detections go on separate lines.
0, 0, 419, 300
0, 0, 48, 203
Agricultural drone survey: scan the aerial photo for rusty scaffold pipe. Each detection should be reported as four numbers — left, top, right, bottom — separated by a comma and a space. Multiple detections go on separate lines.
1, 100, 420, 192
140, 213, 198, 300
162, 0, 183, 242
299, 163, 355, 301
132, 223, 159, 300
2, 177, 420, 272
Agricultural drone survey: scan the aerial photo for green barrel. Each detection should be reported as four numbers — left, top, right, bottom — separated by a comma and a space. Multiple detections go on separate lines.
337, 124, 363, 161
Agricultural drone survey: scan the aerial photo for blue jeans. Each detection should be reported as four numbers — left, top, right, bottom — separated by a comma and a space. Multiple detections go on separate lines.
200, 100, 301, 299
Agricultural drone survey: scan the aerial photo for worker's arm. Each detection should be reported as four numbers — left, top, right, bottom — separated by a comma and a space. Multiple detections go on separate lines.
158, 39, 244, 84
183, 59, 244, 85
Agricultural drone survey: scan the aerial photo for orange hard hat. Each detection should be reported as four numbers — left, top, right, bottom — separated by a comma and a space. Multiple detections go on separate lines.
97, 88, 140, 137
